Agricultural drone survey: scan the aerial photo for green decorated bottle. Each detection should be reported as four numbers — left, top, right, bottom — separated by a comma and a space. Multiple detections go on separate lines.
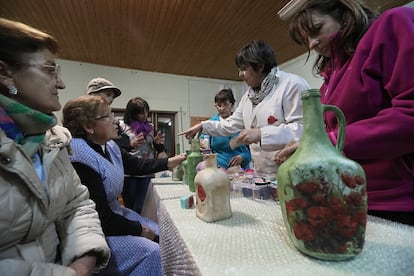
187, 138, 203, 192
277, 89, 367, 261
182, 150, 191, 185
172, 144, 183, 181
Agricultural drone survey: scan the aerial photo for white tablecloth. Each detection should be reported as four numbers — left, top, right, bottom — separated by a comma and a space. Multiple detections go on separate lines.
141, 177, 185, 222
146, 179, 414, 275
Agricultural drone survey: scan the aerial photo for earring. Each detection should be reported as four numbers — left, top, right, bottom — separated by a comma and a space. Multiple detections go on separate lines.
8, 85, 18, 95
90, 130, 94, 134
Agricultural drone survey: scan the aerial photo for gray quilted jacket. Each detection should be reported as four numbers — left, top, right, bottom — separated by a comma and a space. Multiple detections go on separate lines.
0, 125, 110, 275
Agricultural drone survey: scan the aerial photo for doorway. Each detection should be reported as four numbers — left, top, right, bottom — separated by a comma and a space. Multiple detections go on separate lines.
112, 108, 177, 156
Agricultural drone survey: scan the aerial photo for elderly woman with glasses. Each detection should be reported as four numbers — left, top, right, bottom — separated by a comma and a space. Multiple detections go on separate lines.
0, 18, 110, 275
63, 95, 186, 275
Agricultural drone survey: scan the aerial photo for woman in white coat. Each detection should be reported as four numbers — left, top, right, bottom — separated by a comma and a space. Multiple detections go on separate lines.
180, 40, 309, 178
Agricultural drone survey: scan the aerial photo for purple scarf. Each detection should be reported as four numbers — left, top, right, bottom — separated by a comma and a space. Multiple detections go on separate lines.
130, 120, 152, 138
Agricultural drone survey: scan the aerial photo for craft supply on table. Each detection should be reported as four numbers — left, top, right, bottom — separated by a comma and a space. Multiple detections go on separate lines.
180, 194, 194, 209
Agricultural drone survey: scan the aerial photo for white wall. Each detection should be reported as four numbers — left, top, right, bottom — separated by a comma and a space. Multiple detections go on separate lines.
56, 52, 321, 151
279, 52, 323, 89
56, 59, 244, 151
405, 1, 414, 8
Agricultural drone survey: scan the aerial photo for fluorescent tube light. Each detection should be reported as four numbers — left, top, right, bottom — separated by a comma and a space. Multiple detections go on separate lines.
277, 0, 305, 21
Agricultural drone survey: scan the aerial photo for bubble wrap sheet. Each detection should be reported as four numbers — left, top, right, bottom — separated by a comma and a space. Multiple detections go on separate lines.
151, 182, 414, 276
141, 178, 186, 222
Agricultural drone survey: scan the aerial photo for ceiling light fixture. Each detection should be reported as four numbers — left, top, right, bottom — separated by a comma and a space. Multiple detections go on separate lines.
277, 0, 305, 21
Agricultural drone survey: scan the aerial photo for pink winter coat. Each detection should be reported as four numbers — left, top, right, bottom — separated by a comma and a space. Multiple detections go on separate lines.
321, 7, 414, 212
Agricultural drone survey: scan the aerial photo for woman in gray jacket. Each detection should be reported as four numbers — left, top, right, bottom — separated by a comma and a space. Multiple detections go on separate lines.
0, 18, 110, 275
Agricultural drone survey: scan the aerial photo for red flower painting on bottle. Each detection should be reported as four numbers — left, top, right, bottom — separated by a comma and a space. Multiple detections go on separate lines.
284, 167, 367, 255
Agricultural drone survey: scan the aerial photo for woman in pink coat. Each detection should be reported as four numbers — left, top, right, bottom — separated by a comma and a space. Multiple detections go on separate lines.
277, 0, 414, 225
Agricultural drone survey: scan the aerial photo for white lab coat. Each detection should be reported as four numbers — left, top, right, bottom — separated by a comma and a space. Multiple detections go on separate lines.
202, 70, 310, 176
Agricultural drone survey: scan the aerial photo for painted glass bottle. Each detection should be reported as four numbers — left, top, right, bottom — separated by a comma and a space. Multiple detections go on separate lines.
172, 144, 183, 181
182, 149, 191, 185
195, 154, 231, 222
187, 138, 203, 192
277, 89, 367, 261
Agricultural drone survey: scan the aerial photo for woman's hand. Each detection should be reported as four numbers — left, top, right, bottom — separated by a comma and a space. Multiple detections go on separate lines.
237, 128, 261, 144
274, 141, 299, 165
69, 254, 97, 276
228, 155, 243, 167
130, 132, 145, 148
177, 123, 203, 140
157, 151, 168, 158
167, 153, 187, 169
153, 130, 165, 145
141, 226, 156, 241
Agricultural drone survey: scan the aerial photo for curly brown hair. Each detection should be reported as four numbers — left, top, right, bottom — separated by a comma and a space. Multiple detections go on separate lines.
62, 95, 109, 138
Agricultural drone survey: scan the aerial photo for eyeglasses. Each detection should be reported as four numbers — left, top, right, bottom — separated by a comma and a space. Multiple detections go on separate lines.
94, 112, 115, 121
214, 102, 232, 109
41, 64, 61, 80
26, 63, 61, 80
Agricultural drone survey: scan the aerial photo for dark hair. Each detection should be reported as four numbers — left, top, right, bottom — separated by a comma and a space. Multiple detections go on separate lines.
62, 95, 109, 138
235, 40, 277, 75
214, 88, 235, 105
123, 97, 150, 125
289, 0, 377, 74
0, 17, 58, 69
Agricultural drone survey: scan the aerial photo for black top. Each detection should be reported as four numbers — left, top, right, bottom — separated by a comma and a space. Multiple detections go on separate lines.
114, 132, 166, 153
71, 139, 168, 237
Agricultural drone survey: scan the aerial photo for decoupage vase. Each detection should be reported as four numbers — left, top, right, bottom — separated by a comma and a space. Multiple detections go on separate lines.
172, 144, 183, 181
277, 89, 367, 261
187, 138, 203, 192
182, 150, 191, 185
195, 154, 231, 222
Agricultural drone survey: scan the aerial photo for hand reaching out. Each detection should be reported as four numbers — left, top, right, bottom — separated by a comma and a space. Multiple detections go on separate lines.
274, 141, 299, 165
153, 130, 165, 145
236, 128, 261, 145
167, 152, 187, 169
177, 123, 203, 140
228, 155, 243, 167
